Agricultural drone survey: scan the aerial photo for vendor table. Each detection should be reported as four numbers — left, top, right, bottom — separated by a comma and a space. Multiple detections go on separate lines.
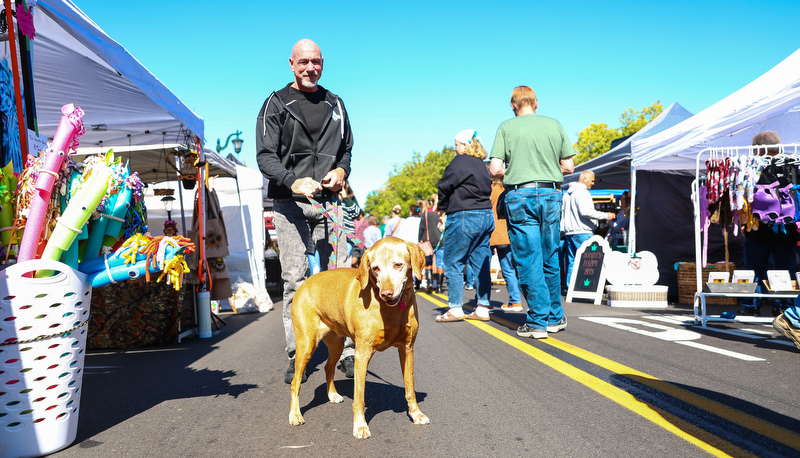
693, 291, 798, 327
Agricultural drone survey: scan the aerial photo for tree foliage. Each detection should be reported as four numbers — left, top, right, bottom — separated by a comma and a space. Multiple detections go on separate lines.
364, 147, 455, 218
573, 123, 620, 165
573, 100, 663, 165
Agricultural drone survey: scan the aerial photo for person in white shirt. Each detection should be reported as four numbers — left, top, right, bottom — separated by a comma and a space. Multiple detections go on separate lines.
383, 204, 403, 238
561, 170, 615, 285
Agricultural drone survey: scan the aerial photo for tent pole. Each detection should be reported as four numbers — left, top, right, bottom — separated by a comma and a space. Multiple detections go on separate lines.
4, 0, 29, 165
174, 154, 188, 235
629, 167, 637, 253
16, 0, 36, 133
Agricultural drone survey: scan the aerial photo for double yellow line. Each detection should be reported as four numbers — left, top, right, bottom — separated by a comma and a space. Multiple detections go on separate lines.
420, 292, 800, 457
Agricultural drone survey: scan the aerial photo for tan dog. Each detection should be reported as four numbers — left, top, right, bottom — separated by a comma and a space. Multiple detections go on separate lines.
289, 236, 430, 438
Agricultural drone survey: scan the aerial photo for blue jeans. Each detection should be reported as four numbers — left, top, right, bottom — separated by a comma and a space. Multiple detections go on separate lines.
787, 304, 800, 327
742, 237, 797, 309
565, 233, 593, 288
504, 188, 563, 331
435, 247, 444, 269
465, 264, 474, 288
495, 244, 521, 304
442, 209, 495, 308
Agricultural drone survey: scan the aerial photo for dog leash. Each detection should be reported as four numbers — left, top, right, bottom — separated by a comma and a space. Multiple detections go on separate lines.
307, 196, 365, 269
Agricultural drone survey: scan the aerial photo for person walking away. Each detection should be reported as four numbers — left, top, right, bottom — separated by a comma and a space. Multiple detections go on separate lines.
351, 210, 368, 267
396, 203, 422, 245
419, 198, 442, 292
384, 204, 403, 237
256, 38, 356, 382
489, 85, 575, 339
435, 130, 495, 322
561, 170, 615, 287
489, 171, 523, 312
363, 215, 382, 249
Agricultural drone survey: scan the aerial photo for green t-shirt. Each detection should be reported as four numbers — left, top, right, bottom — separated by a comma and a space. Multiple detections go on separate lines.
489, 114, 574, 185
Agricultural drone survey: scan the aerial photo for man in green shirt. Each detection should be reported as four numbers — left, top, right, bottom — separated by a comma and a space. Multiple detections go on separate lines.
489, 86, 574, 340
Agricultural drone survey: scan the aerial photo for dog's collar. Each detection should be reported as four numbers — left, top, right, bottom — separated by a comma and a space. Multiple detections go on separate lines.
399, 300, 406, 310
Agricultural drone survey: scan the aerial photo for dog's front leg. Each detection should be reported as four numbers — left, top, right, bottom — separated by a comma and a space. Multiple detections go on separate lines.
398, 344, 429, 425
352, 348, 375, 439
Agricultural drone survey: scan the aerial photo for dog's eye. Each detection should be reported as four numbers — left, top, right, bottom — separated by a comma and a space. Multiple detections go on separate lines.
394, 262, 403, 270
372, 266, 381, 274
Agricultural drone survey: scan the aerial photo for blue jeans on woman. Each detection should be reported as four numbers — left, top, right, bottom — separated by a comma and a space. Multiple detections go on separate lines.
442, 209, 495, 309
504, 188, 563, 331
495, 244, 521, 304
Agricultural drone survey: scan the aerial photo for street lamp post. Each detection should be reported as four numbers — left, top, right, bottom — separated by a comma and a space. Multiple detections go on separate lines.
216, 130, 244, 156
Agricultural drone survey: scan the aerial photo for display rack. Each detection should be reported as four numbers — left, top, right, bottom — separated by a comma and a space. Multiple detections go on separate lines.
691, 143, 800, 327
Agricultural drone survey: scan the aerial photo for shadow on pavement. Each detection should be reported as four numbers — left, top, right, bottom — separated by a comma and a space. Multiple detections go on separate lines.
74, 313, 262, 442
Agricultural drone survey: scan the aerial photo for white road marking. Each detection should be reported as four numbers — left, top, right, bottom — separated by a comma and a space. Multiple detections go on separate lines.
580, 317, 766, 361
676, 341, 766, 361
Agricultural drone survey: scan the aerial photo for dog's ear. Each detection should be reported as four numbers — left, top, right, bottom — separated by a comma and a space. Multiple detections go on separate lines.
357, 251, 372, 290
407, 242, 425, 280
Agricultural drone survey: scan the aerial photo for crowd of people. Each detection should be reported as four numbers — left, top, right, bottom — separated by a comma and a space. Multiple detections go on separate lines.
257, 38, 800, 361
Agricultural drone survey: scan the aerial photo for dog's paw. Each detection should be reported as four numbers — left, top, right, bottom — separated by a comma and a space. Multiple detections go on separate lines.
328, 392, 344, 403
353, 424, 371, 439
411, 412, 430, 425
289, 412, 305, 426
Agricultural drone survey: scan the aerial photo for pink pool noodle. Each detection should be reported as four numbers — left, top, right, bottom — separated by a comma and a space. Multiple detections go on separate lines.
17, 104, 85, 263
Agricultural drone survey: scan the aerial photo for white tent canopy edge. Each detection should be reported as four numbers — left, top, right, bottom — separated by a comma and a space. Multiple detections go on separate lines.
626, 47, 800, 254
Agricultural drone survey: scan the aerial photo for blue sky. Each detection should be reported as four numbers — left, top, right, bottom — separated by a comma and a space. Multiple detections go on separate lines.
73, 0, 800, 206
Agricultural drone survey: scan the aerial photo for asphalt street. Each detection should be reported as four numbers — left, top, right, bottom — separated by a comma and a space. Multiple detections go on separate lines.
47, 286, 800, 457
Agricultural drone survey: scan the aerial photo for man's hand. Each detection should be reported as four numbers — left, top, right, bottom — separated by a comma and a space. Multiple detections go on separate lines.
321, 167, 346, 193
291, 177, 323, 198
607, 212, 616, 220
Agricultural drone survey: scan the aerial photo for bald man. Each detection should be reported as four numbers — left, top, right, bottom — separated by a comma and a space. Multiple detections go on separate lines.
256, 39, 355, 384
561, 170, 615, 286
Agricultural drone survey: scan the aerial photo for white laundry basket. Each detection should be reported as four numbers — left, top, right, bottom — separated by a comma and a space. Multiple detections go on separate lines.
0, 260, 92, 457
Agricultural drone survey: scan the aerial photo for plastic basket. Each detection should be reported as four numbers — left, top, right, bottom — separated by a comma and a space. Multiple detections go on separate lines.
0, 259, 92, 457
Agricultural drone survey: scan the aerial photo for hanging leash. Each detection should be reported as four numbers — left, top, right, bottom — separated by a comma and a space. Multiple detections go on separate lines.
307, 196, 365, 269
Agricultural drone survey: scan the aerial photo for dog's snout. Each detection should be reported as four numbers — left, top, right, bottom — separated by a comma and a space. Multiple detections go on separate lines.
380, 288, 395, 301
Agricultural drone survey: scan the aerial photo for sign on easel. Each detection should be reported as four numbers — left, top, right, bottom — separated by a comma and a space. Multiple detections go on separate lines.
566, 235, 610, 305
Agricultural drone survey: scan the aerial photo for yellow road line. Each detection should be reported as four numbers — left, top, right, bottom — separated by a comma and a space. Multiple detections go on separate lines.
539, 334, 800, 453
420, 293, 752, 457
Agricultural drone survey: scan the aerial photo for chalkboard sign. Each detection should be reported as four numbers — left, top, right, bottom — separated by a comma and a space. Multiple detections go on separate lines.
566, 235, 610, 305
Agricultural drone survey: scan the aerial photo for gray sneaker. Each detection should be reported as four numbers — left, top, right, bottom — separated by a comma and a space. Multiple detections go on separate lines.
285, 358, 308, 384
547, 316, 568, 333
516, 324, 548, 339
338, 355, 355, 378
773, 313, 800, 350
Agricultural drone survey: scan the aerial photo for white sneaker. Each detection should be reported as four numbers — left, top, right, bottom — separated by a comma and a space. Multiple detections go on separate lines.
501, 303, 523, 312
547, 317, 568, 333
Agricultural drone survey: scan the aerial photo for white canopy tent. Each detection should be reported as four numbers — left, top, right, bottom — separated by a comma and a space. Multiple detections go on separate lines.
621, 48, 800, 294
27, 0, 204, 151
563, 102, 694, 189
1, 2, 256, 333
631, 48, 800, 172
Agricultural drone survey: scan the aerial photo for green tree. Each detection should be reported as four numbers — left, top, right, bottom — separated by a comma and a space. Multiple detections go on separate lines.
573, 123, 621, 165
619, 100, 663, 136
364, 147, 454, 218
573, 100, 663, 165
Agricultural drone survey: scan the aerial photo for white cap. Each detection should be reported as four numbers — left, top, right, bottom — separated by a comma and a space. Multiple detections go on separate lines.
455, 129, 479, 145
